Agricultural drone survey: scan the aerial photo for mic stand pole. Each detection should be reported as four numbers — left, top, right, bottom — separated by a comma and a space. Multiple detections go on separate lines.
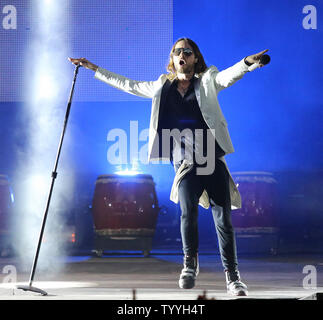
17, 64, 81, 296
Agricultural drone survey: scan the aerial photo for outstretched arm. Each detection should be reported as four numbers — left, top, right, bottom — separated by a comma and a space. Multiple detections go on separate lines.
68, 57, 162, 99
213, 49, 269, 91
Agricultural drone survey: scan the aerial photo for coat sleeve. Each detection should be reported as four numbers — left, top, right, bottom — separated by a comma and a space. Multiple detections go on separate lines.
94, 67, 164, 99
209, 59, 250, 92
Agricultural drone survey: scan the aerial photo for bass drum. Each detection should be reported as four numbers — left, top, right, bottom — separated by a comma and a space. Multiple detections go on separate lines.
231, 171, 280, 254
91, 174, 159, 256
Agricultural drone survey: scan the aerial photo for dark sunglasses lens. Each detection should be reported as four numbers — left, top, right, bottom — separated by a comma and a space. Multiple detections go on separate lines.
183, 49, 192, 56
173, 48, 193, 56
173, 49, 182, 56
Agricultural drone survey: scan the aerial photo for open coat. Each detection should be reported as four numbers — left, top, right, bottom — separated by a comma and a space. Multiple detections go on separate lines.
94, 58, 251, 209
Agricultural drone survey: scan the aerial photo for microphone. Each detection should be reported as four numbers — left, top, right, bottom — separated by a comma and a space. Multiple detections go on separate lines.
248, 54, 271, 72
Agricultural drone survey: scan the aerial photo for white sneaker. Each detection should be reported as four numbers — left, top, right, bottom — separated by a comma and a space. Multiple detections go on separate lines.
178, 254, 199, 289
225, 270, 248, 296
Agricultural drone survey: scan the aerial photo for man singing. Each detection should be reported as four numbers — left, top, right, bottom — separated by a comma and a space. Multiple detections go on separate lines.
69, 38, 268, 296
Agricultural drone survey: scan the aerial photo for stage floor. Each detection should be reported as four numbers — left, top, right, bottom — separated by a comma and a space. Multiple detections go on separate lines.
0, 251, 322, 300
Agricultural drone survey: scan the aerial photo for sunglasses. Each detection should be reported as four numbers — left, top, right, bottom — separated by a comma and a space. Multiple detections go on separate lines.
172, 48, 193, 57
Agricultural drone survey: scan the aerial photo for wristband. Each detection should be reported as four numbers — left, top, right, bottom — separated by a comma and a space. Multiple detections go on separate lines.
244, 57, 253, 66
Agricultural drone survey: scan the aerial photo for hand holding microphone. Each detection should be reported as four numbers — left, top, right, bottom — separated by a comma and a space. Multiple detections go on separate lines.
245, 49, 271, 71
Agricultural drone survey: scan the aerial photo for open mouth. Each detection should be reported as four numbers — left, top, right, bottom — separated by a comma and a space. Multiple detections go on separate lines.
179, 59, 186, 66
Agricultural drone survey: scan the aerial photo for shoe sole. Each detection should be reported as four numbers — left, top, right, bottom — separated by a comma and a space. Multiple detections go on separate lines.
227, 290, 248, 296
179, 278, 195, 289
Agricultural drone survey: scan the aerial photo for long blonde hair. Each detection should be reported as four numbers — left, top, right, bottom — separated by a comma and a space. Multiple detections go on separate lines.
166, 38, 208, 80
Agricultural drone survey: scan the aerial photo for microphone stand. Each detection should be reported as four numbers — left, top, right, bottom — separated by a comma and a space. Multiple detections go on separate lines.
17, 64, 81, 296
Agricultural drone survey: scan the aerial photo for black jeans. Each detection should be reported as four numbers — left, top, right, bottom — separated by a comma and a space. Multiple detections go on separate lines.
177, 159, 238, 272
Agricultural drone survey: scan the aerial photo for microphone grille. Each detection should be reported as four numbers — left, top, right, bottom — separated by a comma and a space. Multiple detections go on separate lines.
260, 54, 270, 65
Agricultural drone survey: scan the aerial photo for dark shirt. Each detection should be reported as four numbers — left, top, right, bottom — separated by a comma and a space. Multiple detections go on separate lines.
159, 77, 225, 165
162, 78, 206, 130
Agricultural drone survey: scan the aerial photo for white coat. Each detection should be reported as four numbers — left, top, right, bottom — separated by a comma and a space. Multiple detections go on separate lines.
94, 58, 250, 209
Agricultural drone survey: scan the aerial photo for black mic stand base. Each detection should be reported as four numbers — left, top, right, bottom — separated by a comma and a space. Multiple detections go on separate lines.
16, 284, 48, 296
